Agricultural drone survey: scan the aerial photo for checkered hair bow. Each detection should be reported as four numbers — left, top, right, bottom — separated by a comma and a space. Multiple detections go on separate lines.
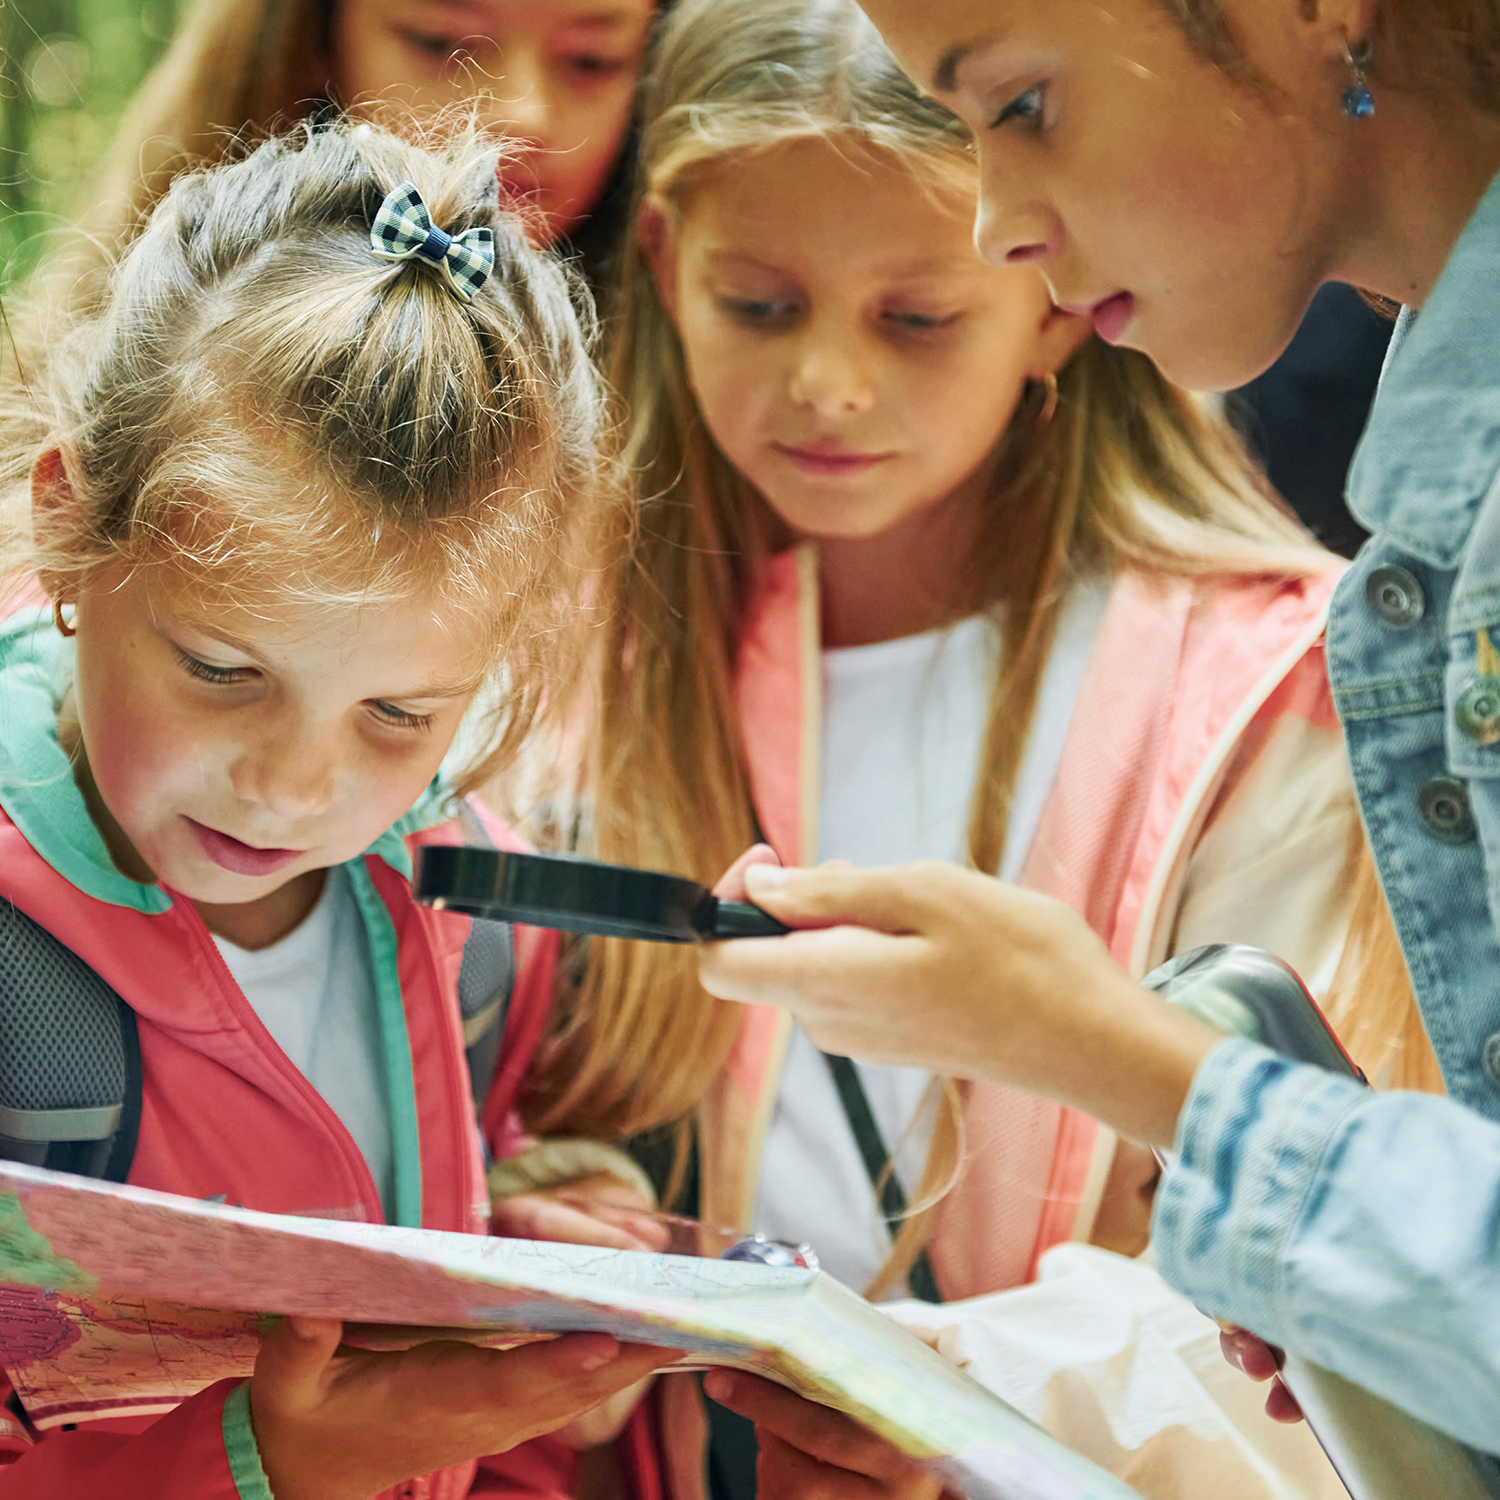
369, 182, 494, 304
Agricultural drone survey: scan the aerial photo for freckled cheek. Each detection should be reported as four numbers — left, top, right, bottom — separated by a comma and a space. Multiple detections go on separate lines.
81, 689, 218, 830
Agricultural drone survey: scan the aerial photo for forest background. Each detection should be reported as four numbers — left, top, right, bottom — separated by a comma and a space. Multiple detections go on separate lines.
1, 0, 175, 288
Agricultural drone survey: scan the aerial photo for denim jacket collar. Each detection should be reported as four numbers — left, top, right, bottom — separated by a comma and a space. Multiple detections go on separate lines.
1348, 169, 1500, 570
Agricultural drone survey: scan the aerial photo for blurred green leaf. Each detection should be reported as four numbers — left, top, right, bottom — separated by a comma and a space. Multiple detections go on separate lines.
0, 0, 178, 288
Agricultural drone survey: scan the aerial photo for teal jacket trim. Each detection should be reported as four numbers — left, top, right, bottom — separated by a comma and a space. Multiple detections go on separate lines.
0, 610, 172, 913
221, 1380, 275, 1500
349, 857, 424, 1228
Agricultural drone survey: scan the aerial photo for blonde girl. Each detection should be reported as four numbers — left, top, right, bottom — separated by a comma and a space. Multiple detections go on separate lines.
0, 120, 661, 1499
13, 0, 657, 359
528, 0, 1433, 1371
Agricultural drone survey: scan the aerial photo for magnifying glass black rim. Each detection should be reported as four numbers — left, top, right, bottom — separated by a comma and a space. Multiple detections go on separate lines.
413, 846, 786, 943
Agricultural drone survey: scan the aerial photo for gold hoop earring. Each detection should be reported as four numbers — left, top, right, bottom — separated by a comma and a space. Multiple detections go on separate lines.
1032, 371, 1059, 426
52, 600, 76, 639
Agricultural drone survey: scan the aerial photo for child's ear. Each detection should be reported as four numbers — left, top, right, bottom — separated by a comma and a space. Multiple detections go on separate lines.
636, 197, 680, 324
1030, 304, 1095, 383
32, 445, 83, 603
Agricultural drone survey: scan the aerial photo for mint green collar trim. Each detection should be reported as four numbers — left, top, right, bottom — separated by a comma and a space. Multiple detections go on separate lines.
367, 780, 450, 881
346, 857, 423, 1227
221, 1379, 275, 1500
0, 612, 171, 914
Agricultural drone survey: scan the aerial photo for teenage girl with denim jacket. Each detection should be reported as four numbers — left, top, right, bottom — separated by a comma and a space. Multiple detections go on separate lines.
695, 0, 1500, 1480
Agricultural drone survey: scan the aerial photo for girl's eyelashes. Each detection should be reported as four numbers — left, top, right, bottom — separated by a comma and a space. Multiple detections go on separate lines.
564, 52, 632, 79
716, 293, 801, 325
372, 701, 436, 732
173, 645, 250, 687
884, 308, 964, 334
403, 29, 465, 61
173, 640, 437, 731
990, 83, 1046, 132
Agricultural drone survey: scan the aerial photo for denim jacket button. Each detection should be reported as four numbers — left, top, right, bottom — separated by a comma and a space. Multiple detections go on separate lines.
1456, 677, 1500, 744
1416, 775, 1476, 843
1484, 1033, 1500, 1090
1365, 564, 1425, 627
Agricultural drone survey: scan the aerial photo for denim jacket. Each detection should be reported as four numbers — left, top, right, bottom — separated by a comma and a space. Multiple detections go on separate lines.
1153, 170, 1500, 1453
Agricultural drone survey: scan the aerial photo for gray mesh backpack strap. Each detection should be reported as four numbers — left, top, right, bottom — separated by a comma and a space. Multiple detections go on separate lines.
0, 902, 142, 1183
451, 801, 518, 1112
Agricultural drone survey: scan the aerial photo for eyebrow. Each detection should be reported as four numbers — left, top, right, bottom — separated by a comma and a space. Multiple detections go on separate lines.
397, 671, 489, 701
933, 35, 995, 95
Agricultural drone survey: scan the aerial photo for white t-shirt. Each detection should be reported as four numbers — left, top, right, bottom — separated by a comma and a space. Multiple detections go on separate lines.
212, 865, 395, 1218
752, 583, 1110, 1293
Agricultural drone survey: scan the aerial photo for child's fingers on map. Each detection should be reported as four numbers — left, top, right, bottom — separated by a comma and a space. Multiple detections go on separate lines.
491, 1182, 671, 1251
491, 1191, 660, 1249
251, 1318, 672, 1500
703, 1371, 942, 1499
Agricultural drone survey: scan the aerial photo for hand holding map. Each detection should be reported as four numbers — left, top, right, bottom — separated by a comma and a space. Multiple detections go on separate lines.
0, 1161, 1142, 1500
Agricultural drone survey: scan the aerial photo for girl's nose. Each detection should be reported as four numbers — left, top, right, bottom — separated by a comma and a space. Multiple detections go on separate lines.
974, 183, 1061, 269
787, 329, 877, 416
230, 722, 338, 820
486, 43, 551, 144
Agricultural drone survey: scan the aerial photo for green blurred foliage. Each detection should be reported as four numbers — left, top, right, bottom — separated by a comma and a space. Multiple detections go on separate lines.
0, 0, 180, 289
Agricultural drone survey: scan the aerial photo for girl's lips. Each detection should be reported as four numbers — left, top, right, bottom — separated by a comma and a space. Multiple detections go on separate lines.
185, 818, 303, 878
1088, 292, 1136, 345
775, 444, 894, 477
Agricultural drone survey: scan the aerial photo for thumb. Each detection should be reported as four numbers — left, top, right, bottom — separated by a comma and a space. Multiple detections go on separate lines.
253, 1315, 344, 1409
743, 861, 935, 934
713, 843, 782, 902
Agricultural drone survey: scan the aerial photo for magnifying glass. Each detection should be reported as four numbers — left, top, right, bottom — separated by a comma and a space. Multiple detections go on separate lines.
414, 845, 789, 942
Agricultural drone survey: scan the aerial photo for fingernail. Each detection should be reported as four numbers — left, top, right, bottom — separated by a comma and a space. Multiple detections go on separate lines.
579, 1342, 620, 1372
745, 865, 790, 896
704, 1369, 733, 1402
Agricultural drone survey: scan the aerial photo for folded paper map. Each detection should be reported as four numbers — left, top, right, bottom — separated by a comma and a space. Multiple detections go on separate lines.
0, 1162, 1142, 1500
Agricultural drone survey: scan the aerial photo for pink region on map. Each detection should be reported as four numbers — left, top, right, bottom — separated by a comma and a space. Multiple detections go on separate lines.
0, 1287, 79, 1364
16, 1185, 527, 1331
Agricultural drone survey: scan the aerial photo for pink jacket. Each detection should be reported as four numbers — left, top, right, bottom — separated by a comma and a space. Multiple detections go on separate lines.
701, 546, 1352, 1296
0, 794, 564, 1500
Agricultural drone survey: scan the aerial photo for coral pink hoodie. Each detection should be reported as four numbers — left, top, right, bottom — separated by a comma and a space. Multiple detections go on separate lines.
701, 548, 1350, 1294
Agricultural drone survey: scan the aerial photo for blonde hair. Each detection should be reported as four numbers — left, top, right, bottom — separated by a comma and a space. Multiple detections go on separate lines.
2, 120, 624, 796
526, 0, 1436, 1286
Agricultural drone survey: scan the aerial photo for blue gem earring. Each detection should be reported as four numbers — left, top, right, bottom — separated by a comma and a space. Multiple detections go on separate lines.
1342, 35, 1375, 118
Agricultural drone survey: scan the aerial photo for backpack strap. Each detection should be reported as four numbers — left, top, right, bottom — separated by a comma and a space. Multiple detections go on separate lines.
821, 1051, 942, 1303
0, 902, 140, 1183
451, 801, 518, 1112
0, 807, 518, 1182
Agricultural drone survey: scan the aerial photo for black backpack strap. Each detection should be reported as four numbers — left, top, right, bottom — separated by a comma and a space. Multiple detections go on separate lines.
822, 1051, 943, 1303
456, 918, 515, 1113
449, 802, 519, 1113
0, 902, 140, 1183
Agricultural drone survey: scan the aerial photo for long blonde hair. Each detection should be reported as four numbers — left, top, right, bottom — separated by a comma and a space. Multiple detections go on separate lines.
526, 0, 1435, 1284
2, 120, 624, 795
